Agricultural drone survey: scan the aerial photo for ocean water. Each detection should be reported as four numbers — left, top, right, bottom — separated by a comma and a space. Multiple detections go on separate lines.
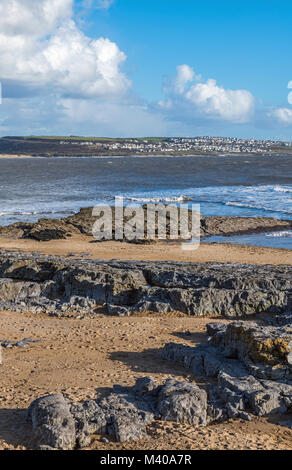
207, 231, 292, 250
0, 154, 291, 248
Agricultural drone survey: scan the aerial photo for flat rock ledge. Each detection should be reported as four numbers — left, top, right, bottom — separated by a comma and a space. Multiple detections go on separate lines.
162, 320, 292, 424
0, 251, 291, 318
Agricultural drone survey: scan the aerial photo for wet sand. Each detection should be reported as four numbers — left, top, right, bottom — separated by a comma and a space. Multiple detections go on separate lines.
0, 234, 291, 265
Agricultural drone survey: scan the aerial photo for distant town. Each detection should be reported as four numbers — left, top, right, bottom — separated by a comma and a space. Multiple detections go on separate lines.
0, 135, 292, 157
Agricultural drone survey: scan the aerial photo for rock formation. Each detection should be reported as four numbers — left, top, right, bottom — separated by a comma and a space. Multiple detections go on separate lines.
0, 206, 290, 241
27, 318, 292, 449
162, 320, 292, 422
27, 376, 207, 449
0, 252, 290, 318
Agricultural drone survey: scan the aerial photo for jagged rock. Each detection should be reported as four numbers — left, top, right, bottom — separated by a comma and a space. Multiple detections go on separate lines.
206, 322, 228, 337
107, 304, 131, 316
168, 287, 287, 317
161, 342, 249, 378
0, 205, 291, 241
25, 355, 292, 450
210, 321, 292, 380
162, 319, 292, 421
132, 376, 158, 395
26, 376, 210, 449
26, 219, 77, 241
248, 390, 287, 416
157, 377, 207, 425
70, 400, 106, 447
0, 278, 41, 301
207, 385, 251, 422
28, 394, 76, 450
0, 337, 40, 348
0, 252, 290, 318
103, 394, 154, 442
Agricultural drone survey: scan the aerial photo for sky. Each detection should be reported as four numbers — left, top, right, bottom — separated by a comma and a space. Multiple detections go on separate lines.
0, 0, 292, 139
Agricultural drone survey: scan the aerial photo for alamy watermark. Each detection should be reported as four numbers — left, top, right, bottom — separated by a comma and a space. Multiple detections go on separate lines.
92, 197, 201, 250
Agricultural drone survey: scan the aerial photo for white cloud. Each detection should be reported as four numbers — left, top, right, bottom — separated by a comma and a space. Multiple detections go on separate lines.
0, 0, 72, 37
159, 65, 255, 124
186, 79, 254, 123
59, 97, 168, 136
0, 92, 170, 137
269, 107, 292, 125
81, 0, 114, 10
96, 0, 115, 9
0, 3, 287, 137
287, 80, 292, 105
0, 0, 130, 98
173, 65, 195, 94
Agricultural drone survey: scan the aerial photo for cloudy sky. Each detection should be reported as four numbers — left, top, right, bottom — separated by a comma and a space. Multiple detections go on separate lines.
0, 0, 292, 139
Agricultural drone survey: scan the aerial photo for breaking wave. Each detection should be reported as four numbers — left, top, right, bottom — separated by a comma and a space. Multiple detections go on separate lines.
127, 195, 193, 203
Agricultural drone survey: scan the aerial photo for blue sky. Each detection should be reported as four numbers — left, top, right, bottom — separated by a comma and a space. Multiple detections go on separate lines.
0, 0, 292, 139
79, 0, 291, 104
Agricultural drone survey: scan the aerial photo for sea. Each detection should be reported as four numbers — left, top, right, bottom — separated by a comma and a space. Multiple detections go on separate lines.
0, 154, 291, 249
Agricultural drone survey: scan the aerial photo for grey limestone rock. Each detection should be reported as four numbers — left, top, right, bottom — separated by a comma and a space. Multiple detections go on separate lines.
0, 251, 290, 318
162, 318, 292, 422
27, 375, 209, 449
28, 394, 76, 450
157, 377, 207, 426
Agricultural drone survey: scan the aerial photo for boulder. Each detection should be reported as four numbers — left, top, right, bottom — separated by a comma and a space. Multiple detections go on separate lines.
157, 377, 207, 425
28, 394, 76, 450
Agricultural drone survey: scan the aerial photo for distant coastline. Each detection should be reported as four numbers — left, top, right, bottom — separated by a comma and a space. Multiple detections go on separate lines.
1, 135, 292, 158
0, 153, 34, 159
1, 152, 292, 159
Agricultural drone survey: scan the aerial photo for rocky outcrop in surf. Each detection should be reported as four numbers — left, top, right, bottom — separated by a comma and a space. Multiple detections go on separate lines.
0, 206, 291, 241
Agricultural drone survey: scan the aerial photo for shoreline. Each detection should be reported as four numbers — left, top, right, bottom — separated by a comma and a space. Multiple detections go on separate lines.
0, 232, 291, 450
0, 205, 291, 261
0, 152, 291, 159
0, 154, 34, 159
0, 235, 291, 265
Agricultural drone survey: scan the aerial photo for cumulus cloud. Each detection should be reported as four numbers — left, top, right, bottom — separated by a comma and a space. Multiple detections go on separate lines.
0, 2, 286, 137
0, 0, 72, 37
268, 107, 292, 125
186, 79, 254, 123
173, 65, 195, 94
159, 65, 255, 124
267, 80, 292, 126
0, 0, 130, 98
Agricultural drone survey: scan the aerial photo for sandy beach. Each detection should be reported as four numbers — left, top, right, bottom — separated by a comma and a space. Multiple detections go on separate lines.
2, 0, 292, 455
0, 235, 291, 450
0, 234, 291, 265
1, 311, 292, 450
